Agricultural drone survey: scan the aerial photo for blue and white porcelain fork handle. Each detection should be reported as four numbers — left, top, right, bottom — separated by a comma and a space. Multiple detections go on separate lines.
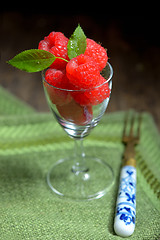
114, 164, 136, 237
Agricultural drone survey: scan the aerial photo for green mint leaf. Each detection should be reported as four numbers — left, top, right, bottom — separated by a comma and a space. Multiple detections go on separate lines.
67, 24, 87, 59
7, 49, 56, 72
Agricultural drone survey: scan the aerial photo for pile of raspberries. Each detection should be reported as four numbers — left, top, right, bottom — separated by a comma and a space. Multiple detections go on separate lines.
39, 31, 111, 125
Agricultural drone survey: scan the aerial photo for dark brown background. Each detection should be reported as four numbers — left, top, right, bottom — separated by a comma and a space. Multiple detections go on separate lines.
1, 10, 160, 130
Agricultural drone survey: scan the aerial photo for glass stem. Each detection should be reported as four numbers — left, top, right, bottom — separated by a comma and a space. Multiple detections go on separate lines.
72, 139, 88, 174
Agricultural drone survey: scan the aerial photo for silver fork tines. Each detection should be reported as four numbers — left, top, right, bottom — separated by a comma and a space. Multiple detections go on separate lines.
122, 112, 142, 166
123, 113, 142, 145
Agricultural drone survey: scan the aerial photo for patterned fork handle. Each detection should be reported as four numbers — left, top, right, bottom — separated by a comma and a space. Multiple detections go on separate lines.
114, 164, 136, 237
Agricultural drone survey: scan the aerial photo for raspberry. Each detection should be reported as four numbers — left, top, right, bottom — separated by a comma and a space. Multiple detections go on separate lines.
45, 68, 68, 88
71, 75, 111, 106
84, 39, 108, 71
66, 54, 101, 89
56, 100, 93, 125
38, 32, 69, 69
44, 68, 71, 106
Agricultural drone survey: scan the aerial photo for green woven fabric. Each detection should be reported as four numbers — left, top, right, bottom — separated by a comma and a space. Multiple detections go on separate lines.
0, 86, 160, 240
0, 86, 35, 115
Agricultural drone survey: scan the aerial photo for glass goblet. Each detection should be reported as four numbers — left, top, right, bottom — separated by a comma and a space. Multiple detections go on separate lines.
42, 62, 113, 200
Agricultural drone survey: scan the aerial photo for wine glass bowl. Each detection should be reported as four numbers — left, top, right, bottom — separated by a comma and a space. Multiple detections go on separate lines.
42, 62, 114, 200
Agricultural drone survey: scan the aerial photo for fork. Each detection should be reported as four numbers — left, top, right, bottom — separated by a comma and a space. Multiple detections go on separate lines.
114, 112, 142, 238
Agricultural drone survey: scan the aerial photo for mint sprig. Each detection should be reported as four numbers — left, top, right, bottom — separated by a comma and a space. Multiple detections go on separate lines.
7, 49, 58, 73
67, 25, 87, 60
7, 25, 87, 73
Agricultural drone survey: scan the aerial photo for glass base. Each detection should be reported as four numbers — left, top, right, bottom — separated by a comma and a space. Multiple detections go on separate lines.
47, 157, 114, 201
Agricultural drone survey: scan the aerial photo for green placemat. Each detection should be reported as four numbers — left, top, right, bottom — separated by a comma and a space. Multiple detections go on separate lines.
0, 86, 160, 240
0, 86, 35, 115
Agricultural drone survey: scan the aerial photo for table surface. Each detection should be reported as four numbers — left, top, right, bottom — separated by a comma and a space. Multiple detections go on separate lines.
1, 12, 160, 130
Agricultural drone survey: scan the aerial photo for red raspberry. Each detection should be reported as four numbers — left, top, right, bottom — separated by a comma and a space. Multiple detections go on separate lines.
56, 100, 93, 125
45, 68, 68, 88
84, 39, 108, 71
44, 68, 71, 106
66, 54, 101, 89
38, 32, 69, 69
71, 75, 111, 106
